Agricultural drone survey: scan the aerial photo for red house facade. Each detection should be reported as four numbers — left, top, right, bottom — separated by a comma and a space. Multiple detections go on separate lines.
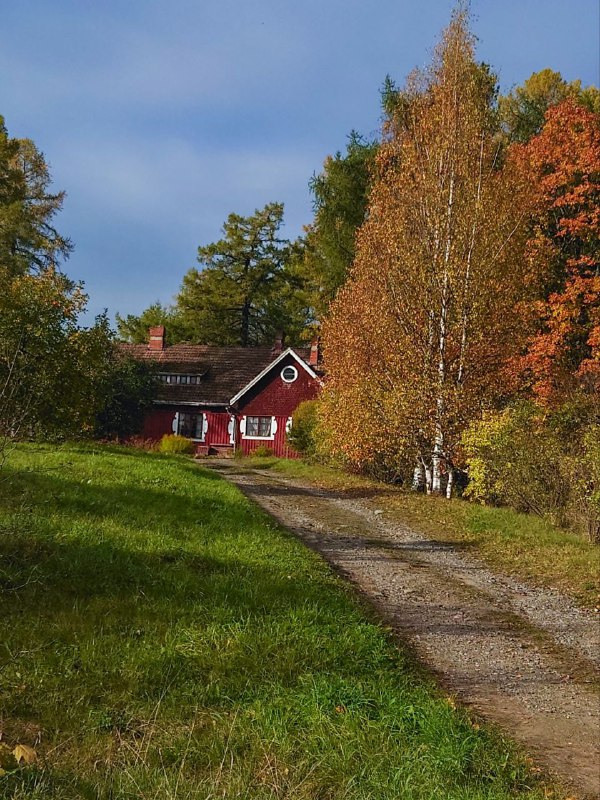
122, 327, 321, 457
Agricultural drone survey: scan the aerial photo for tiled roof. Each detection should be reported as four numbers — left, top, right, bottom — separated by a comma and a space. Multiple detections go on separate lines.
120, 343, 312, 406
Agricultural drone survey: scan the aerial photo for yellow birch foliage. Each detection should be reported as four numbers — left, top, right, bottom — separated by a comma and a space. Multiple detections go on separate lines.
321, 9, 534, 481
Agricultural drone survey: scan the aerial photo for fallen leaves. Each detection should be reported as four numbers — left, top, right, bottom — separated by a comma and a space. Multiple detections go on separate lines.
0, 742, 37, 776
12, 744, 37, 765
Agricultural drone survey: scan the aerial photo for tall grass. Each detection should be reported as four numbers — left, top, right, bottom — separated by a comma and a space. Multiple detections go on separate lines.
0, 444, 552, 798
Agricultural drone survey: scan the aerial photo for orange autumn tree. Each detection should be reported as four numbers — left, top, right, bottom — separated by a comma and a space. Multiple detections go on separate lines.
516, 99, 600, 402
320, 9, 533, 494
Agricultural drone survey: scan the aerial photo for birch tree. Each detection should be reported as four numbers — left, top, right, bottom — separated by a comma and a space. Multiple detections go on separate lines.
321, 9, 533, 493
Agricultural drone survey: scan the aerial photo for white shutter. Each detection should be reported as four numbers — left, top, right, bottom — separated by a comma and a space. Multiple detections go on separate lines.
228, 415, 236, 444
271, 417, 278, 435
240, 416, 246, 436
286, 416, 293, 433
202, 414, 209, 439
172, 412, 179, 434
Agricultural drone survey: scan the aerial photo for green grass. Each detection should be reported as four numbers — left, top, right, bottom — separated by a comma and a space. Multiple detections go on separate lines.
0, 443, 555, 799
244, 456, 599, 608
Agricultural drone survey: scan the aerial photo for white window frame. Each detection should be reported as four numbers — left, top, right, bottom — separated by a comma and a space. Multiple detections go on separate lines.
159, 373, 202, 385
240, 415, 277, 441
280, 365, 298, 383
172, 411, 208, 442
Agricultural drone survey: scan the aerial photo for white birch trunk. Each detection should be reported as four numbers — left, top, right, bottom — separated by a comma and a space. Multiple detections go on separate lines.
412, 461, 425, 491
431, 421, 444, 494
424, 463, 433, 495
432, 167, 454, 495
457, 133, 484, 386
446, 468, 454, 499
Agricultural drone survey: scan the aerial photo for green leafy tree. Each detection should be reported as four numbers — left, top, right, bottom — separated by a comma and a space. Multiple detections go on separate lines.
499, 69, 600, 143
94, 354, 158, 440
303, 132, 377, 317
0, 116, 145, 455
0, 270, 112, 447
178, 203, 310, 346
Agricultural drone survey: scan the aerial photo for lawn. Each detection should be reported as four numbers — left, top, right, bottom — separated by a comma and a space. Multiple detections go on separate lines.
247, 456, 599, 608
0, 443, 555, 799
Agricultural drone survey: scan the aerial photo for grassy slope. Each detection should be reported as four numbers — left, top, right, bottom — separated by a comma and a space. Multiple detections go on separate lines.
246, 457, 599, 608
0, 444, 555, 799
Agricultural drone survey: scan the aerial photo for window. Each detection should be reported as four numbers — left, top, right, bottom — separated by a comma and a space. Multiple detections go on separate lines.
159, 374, 201, 385
245, 416, 272, 438
177, 412, 205, 440
281, 365, 298, 383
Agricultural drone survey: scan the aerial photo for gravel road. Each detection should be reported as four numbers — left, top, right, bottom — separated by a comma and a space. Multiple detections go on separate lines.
208, 460, 600, 799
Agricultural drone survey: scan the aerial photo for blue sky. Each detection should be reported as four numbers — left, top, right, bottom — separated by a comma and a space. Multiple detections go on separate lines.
1, 0, 599, 322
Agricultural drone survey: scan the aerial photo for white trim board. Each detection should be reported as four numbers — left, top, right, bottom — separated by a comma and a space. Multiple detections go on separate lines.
229, 348, 320, 405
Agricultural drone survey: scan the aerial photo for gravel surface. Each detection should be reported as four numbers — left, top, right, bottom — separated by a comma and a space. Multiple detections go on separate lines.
209, 461, 600, 799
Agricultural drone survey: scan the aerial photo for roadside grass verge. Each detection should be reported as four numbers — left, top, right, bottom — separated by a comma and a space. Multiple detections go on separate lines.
0, 443, 554, 799
244, 456, 599, 608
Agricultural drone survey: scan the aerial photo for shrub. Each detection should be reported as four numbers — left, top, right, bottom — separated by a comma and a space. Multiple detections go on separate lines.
158, 434, 195, 455
94, 356, 157, 440
250, 444, 274, 458
462, 403, 569, 519
462, 398, 600, 540
287, 400, 319, 458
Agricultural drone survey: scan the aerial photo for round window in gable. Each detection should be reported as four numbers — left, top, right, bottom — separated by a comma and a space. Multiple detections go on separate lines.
281, 365, 298, 383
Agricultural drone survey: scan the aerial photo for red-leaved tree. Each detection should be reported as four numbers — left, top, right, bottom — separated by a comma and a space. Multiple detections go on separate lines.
515, 99, 600, 402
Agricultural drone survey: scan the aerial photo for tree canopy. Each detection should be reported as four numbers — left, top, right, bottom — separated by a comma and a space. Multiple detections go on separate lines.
123, 204, 314, 347
498, 69, 600, 143
515, 99, 600, 402
0, 117, 72, 276
320, 8, 533, 491
116, 302, 185, 345
302, 132, 378, 317
0, 115, 153, 450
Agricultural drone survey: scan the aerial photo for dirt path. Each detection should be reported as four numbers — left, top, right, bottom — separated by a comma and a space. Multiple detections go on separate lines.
207, 460, 600, 799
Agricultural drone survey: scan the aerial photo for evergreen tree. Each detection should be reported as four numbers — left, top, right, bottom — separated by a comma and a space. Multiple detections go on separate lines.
177, 203, 310, 346
0, 117, 72, 277
116, 302, 185, 344
303, 132, 377, 318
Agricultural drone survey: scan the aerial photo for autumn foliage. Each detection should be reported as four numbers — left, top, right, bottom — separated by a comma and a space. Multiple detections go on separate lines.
320, 11, 534, 490
515, 99, 600, 402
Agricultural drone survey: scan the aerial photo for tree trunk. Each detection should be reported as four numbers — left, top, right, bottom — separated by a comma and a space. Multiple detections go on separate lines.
412, 461, 425, 491
446, 467, 454, 499
240, 300, 251, 347
424, 462, 433, 495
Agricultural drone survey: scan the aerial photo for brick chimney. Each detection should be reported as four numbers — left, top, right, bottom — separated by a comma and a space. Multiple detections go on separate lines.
271, 331, 285, 358
148, 325, 165, 351
309, 336, 319, 367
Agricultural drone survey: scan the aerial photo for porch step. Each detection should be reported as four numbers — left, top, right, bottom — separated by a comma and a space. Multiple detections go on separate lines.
195, 444, 234, 458
210, 444, 234, 457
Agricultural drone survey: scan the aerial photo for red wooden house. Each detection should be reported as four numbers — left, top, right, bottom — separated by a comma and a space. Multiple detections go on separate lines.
122, 326, 321, 457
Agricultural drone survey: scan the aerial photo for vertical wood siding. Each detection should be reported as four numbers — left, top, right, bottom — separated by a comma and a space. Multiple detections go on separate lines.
139, 354, 319, 458
204, 411, 231, 447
